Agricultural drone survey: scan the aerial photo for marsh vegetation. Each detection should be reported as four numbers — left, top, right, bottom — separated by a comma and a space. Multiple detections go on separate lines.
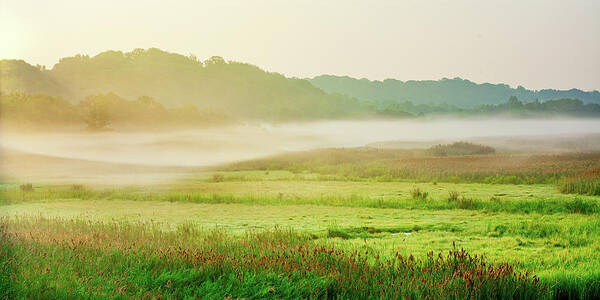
2, 48, 600, 299
1, 142, 600, 298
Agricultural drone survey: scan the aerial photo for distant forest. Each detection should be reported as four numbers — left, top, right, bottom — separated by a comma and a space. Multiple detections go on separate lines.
376, 96, 600, 117
309, 75, 600, 107
0, 93, 233, 130
1, 48, 600, 129
0, 49, 366, 121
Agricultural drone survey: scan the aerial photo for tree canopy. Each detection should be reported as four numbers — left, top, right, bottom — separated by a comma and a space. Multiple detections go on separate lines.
2, 48, 600, 123
0, 93, 233, 131
1, 49, 367, 121
309, 75, 600, 107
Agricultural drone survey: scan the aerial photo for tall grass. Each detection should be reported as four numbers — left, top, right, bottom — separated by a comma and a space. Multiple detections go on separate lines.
447, 191, 460, 202
410, 187, 429, 200
0, 223, 18, 300
221, 148, 600, 185
2, 186, 598, 215
559, 168, 600, 196
2, 218, 548, 299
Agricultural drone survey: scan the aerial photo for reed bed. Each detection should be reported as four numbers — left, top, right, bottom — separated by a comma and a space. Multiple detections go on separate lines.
560, 168, 600, 196
1, 218, 547, 299
221, 148, 600, 185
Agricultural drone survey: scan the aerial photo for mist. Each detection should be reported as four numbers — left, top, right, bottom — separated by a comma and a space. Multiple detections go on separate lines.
2, 118, 600, 169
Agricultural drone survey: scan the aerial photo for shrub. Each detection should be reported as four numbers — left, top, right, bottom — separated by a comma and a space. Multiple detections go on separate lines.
70, 184, 86, 191
210, 173, 226, 182
19, 183, 33, 192
426, 141, 495, 156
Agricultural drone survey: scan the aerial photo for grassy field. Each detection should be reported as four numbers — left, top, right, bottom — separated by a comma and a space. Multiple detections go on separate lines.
222, 148, 600, 185
2, 150, 600, 299
2, 177, 598, 215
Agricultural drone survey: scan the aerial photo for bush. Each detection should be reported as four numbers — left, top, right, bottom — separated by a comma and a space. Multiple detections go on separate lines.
19, 183, 33, 192
426, 141, 495, 156
70, 184, 86, 191
210, 174, 226, 182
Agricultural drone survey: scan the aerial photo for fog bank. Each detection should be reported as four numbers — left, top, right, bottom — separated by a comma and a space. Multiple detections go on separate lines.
2, 118, 600, 168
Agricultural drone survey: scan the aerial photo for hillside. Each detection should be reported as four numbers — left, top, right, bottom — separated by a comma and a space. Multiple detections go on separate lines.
0, 60, 70, 97
0, 49, 365, 120
3, 49, 600, 120
309, 75, 600, 107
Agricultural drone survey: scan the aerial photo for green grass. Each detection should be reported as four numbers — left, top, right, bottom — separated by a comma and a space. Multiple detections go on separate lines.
220, 148, 600, 185
1, 217, 548, 299
2, 198, 600, 297
560, 178, 600, 196
1, 151, 600, 298
410, 187, 429, 201
2, 180, 598, 215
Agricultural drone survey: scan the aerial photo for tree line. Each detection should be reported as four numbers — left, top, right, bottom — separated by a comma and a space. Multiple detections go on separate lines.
376, 96, 600, 117
0, 93, 233, 131
1, 49, 367, 121
3, 49, 599, 122
3, 92, 600, 132
310, 75, 600, 107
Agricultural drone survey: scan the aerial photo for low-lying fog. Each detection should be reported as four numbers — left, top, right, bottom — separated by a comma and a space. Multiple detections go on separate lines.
3, 118, 600, 167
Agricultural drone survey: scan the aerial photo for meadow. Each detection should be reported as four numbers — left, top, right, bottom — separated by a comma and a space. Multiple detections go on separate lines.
1, 148, 600, 299
2, 2, 599, 298
221, 148, 600, 186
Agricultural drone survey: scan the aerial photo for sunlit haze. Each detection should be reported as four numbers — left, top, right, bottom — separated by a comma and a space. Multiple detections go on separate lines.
2, 2, 600, 297
1, 0, 599, 90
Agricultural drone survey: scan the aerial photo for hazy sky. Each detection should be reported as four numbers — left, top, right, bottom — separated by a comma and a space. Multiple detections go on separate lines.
1, 0, 599, 91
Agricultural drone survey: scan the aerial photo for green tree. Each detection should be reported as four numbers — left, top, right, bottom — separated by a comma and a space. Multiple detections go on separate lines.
507, 96, 523, 108
82, 96, 111, 130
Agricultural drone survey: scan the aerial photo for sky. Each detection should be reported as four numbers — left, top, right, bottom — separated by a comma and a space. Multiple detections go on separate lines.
1, 0, 599, 91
